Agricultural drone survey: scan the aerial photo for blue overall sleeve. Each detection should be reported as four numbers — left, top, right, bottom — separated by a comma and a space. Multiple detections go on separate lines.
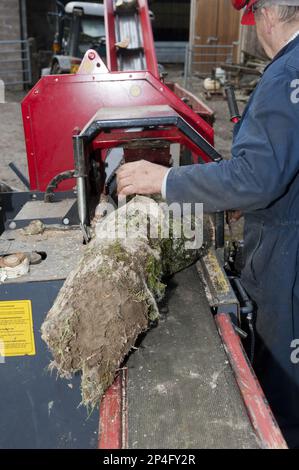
166, 73, 299, 212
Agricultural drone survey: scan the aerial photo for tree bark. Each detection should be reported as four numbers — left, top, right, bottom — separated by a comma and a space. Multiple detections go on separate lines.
41, 196, 212, 408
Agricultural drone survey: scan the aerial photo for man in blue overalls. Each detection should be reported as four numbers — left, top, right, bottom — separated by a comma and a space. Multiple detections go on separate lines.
117, 0, 299, 447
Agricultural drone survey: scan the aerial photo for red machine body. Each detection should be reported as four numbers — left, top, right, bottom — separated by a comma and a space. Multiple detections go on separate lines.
18, 0, 288, 450
22, 67, 215, 192
105, 0, 160, 78
21, 0, 215, 193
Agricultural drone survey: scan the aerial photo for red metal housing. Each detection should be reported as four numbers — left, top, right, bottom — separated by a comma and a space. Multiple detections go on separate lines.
22, 67, 215, 192
22, 0, 215, 192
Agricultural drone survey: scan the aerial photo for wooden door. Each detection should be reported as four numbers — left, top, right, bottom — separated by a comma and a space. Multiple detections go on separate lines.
190, 0, 240, 74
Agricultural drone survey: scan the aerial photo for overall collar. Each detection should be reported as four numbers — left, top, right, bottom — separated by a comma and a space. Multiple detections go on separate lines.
233, 33, 299, 138
264, 32, 299, 73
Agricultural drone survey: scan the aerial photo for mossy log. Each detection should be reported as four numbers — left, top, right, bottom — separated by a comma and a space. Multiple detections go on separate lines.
41, 196, 213, 408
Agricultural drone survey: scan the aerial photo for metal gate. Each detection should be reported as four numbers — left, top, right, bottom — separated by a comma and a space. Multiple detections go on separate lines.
184, 42, 237, 88
0, 40, 32, 87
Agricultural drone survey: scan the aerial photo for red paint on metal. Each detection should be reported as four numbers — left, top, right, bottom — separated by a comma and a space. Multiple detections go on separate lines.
104, 0, 118, 72
99, 369, 128, 449
104, 0, 159, 78
138, 0, 160, 78
22, 69, 215, 192
91, 128, 214, 164
124, 147, 171, 165
22, 0, 215, 192
88, 51, 96, 60
166, 82, 215, 126
215, 313, 288, 449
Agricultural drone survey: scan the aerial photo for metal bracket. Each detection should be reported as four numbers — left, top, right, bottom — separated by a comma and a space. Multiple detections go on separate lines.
196, 248, 240, 324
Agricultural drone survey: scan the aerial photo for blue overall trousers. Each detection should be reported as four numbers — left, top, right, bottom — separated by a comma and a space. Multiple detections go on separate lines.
165, 36, 299, 446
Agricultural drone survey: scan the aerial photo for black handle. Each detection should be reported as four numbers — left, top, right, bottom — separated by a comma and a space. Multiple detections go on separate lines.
225, 85, 241, 123
215, 211, 225, 249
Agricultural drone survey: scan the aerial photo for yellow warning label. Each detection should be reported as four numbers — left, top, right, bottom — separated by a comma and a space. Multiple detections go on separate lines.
0, 300, 36, 357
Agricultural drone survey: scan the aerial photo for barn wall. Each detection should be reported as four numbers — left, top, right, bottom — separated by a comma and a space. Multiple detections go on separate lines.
0, 0, 21, 41
189, 0, 241, 74
26, 0, 54, 50
0, 0, 22, 87
151, 0, 190, 42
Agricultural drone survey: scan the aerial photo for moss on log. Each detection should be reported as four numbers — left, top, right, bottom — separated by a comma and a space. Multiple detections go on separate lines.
41, 196, 213, 408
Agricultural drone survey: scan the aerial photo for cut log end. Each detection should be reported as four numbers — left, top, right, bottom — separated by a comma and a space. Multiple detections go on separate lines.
41, 196, 214, 407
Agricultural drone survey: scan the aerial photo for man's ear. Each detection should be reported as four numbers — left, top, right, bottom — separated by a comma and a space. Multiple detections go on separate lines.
260, 6, 277, 34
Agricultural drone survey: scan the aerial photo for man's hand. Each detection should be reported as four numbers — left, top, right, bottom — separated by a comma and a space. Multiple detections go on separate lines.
117, 160, 168, 197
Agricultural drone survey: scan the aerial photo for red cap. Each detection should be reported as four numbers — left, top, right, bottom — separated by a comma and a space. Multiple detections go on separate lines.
241, 0, 258, 25
231, 0, 258, 26
231, 0, 248, 8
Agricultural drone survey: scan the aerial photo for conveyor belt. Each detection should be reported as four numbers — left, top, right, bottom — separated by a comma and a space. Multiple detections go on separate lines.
127, 265, 261, 449
105, 0, 159, 77
114, 0, 146, 72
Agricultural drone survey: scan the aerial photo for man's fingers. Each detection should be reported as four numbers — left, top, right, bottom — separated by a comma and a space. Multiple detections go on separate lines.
118, 184, 135, 197
117, 172, 136, 195
116, 160, 165, 196
117, 161, 140, 176
117, 175, 133, 193
116, 169, 132, 181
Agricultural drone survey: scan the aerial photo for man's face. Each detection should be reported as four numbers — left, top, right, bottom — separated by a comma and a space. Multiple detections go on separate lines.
254, 7, 276, 58
255, 10, 268, 52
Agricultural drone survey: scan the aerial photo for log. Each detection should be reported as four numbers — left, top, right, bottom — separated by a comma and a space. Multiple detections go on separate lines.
115, 0, 137, 13
41, 196, 212, 408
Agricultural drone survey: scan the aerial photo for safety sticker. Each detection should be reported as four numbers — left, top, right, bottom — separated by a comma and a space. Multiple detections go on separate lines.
0, 300, 36, 357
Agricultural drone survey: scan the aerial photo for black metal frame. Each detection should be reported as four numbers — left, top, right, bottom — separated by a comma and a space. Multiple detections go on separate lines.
80, 115, 223, 163
73, 111, 224, 244
0, 191, 79, 232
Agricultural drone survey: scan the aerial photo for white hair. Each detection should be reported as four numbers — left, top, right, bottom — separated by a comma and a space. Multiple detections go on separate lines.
256, 0, 299, 22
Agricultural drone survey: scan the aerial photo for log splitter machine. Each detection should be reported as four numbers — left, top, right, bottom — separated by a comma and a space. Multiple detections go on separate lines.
0, 0, 288, 449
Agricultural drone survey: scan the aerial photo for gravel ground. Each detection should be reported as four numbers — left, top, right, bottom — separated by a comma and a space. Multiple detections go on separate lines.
0, 89, 28, 190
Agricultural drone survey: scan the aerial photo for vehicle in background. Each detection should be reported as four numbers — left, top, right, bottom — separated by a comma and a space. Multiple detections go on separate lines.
42, 1, 106, 76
